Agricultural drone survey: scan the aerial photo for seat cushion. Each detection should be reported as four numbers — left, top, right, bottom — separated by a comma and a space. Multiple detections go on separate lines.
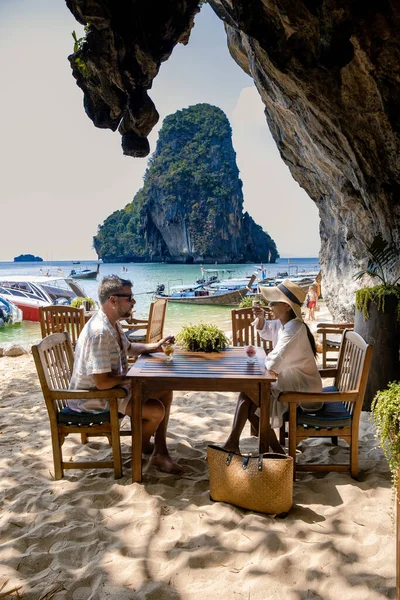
58, 407, 123, 425
297, 395, 351, 428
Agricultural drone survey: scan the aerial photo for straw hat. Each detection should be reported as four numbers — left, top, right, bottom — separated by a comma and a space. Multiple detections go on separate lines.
259, 279, 306, 320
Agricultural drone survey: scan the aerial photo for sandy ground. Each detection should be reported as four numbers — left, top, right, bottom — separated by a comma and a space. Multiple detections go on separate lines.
0, 343, 396, 600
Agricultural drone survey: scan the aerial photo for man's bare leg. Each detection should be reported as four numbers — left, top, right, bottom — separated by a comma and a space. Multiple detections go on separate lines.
149, 390, 184, 475
125, 398, 164, 454
141, 399, 164, 453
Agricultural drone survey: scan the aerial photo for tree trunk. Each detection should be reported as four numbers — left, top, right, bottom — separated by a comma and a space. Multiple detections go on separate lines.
354, 296, 400, 411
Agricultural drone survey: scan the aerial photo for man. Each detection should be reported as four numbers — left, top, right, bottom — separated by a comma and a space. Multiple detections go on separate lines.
68, 275, 183, 475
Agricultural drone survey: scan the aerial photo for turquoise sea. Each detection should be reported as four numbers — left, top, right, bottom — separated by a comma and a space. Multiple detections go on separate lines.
0, 258, 319, 344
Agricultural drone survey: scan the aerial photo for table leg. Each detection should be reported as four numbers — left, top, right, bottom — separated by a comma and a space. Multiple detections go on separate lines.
258, 382, 270, 453
131, 379, 142, 483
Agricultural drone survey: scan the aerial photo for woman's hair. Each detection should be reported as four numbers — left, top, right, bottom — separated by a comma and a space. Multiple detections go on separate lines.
287, 308, 318, 357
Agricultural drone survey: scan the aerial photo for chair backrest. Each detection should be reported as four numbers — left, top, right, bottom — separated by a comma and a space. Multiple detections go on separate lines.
334, 329, 373, 416
145, 299, 168, 344
32, 331, 74, 413
39, 305, 85, 349
316, 322, 354, 368
231, 307, 273, 354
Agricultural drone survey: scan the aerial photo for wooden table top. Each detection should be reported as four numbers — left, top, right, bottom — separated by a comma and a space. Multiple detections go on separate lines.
127, 346, 276, 382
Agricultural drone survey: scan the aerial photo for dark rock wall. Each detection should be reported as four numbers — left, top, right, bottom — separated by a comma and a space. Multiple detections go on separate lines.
66, 1, 400, 316
209, 0, 400, 319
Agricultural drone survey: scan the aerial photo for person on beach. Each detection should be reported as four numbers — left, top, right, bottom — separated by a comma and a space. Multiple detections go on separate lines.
223, 279, 322, 454
305, 284, 318, 321
67, 275, 183, 475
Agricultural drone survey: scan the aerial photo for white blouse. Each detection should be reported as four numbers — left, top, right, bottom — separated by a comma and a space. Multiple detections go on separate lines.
256, 317, 323, 428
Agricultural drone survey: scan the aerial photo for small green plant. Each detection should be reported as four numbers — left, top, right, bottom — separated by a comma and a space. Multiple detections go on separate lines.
176, 323, 229, 353
238, 296, 267, 309
354, 234, 400, 321
71, 29, 89, 77
70, 297, 95, 309
372, 381, 400, 503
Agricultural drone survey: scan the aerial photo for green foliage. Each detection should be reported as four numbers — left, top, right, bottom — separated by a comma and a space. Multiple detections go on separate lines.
71, 29, 89, 77
355, 285, 400, 321
70, 297, 95, 309
354, 234, 400, 286
354, 234, 400, 321
371, 381, 400, 499
238, 296, 268, 309
176, 323, 229, 353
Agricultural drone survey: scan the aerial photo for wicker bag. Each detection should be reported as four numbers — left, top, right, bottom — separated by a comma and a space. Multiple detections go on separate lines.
207, 445, 293, 515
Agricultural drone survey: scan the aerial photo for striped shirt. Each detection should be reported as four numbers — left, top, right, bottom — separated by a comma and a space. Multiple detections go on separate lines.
67, 309, 130, 413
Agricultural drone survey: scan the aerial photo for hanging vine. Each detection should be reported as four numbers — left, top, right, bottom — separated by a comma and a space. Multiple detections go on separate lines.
355, 285, 400, 321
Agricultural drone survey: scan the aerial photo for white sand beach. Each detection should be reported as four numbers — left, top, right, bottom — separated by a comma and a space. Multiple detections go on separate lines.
0, 345, 396, 600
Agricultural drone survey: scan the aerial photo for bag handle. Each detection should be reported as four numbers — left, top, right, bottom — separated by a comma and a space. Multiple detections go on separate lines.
226, 453, 233, 466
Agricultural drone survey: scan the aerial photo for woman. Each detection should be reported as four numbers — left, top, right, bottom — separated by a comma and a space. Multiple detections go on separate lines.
223, 279, 322, 453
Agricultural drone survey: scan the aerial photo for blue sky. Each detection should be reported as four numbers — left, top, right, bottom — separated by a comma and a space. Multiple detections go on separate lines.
0, 1, 320, 260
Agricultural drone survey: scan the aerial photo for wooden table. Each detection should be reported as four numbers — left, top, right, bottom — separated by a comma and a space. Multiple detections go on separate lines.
127, 346, 277, 482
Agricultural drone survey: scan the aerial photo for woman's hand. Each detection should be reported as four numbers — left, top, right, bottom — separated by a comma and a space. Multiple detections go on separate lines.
252, 305, 265, 320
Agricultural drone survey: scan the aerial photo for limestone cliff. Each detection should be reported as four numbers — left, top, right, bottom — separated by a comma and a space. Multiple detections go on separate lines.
66, 1, 400, 316
94, 104, 278, 263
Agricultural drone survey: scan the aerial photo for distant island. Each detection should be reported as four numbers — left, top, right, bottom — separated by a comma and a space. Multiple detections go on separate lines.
14, 254, 43, 262
94, 103, 279, 264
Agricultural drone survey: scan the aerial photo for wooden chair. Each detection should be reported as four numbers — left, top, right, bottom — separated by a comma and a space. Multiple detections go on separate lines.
316, 322, 354, 368
32, 331, 136, 480
279, 330, 373, 479
123, 299, 167, 344
39, 305, 85, 349
231, 307, 273, 355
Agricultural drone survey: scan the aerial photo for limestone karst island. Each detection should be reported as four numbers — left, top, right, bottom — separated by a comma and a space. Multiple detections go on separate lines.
94, 104, 278, 264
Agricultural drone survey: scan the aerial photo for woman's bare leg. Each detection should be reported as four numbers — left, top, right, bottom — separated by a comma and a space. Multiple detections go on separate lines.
223, 393, 254, 453
223, 393, 285, 454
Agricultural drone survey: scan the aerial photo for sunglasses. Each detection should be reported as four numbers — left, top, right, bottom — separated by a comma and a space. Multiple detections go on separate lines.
112, 293, 134, 301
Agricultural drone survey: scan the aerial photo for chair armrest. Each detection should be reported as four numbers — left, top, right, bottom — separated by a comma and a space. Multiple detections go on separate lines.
49, 387, 129, 400
318, 368, 338, 378
278, 391, 358, 403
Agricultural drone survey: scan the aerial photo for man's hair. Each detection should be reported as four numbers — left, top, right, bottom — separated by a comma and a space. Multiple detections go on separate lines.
98, 275, 132, 305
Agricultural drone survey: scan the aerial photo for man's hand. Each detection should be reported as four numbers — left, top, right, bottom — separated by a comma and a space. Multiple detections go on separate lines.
129, 334, 176, 357
153, 334, 175, 353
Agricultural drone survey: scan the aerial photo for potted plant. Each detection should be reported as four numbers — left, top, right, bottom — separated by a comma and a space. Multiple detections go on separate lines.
238, 296, 267, 309
371, 380, 400, 600
176, 323, 229, 353
70, 297, 96, 311
353, 234, 400, 409
372, 381, 400, 489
